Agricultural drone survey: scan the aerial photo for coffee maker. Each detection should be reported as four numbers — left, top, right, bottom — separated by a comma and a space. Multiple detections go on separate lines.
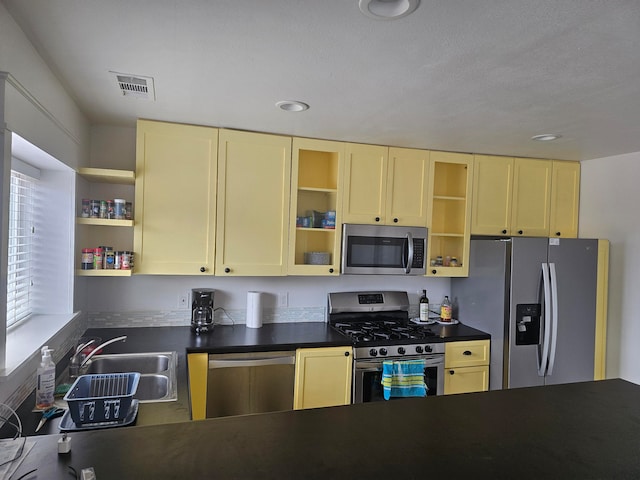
191, 288, 215, 334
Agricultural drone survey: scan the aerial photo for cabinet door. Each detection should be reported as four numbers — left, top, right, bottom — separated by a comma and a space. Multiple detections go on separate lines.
289, 138, 344, 275
216, 130, 292, 276
471, 155, 514, 236
427, 151, 473, 277
386, 147, 430, 226
445, 340, 490, 368
511, 158, 552, 237
549, 161, 580, 238
134, 120, 218, 274
342, 143, 388, 224
294, 347, 352, 409
444, 365, 489, 395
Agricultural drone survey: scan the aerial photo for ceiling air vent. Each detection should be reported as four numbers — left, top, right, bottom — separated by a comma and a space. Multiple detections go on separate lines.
111, 72, 155, 100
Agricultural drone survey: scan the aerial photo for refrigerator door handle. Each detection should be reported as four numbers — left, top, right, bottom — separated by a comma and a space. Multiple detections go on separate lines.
538, 263, 552, 376
547, 263, 559, 375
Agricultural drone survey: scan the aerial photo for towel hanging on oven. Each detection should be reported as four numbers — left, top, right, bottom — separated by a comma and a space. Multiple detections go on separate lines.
381, 359, 427, 400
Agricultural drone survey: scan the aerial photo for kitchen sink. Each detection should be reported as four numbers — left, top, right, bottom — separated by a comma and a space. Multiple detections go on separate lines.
82, 351, 178, 403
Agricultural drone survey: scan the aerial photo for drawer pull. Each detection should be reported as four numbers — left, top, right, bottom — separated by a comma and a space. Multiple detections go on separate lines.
463, 350, 472, 356
449, 370, 455, 375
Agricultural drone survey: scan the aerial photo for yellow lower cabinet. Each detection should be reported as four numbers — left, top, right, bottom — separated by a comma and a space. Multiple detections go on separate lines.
444, 340, 490, 395
187, 353, 209, 420
444, 365, 489, 395
294, 346, 353, 410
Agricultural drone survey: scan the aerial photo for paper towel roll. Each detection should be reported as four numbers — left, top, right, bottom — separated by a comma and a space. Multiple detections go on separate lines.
246, 291, 263, 328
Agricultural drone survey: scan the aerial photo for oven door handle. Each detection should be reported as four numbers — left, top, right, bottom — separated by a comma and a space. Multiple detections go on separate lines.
355, 355, 444, 370
405, 232, 414, 274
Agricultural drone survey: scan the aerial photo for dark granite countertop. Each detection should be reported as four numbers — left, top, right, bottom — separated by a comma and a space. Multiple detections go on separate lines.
11, 379, 640, 479
15, 321, 488, 437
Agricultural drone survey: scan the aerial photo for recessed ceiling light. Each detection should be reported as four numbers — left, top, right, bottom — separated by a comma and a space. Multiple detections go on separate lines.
358, 0, 420, 20
531, 134, 562, 142
275, 100, 309, 112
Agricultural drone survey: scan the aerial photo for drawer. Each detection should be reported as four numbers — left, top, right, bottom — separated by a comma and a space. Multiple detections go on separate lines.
445, 340, 490, 368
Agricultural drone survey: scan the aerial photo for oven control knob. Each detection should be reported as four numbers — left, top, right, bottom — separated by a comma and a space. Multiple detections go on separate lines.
415, 346, 423, 354
398, 347, 406, 355
369, 349, 378, 357
379, 348, 388, 356
424, 345, 433, 353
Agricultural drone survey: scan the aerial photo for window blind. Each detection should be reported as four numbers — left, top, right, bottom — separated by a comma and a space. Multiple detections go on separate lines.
7, 170, 36, 328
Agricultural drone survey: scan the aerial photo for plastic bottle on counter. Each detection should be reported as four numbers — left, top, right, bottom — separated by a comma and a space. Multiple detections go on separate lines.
36, 346, 55, 409
440, 295, 452, 322
419, 289, 430, 322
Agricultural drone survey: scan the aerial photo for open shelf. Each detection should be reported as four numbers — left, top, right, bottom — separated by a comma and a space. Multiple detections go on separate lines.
77, 218, 134, 227
76, 269, 133, 277
78, 168, 135, 185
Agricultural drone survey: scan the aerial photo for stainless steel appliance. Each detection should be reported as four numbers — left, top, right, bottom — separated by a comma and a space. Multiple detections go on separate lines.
328, 291, 444, 402
341, 224, 427, 275
451, 237, 601, 390
206, 351, 295, 418
191, 288, 215, 334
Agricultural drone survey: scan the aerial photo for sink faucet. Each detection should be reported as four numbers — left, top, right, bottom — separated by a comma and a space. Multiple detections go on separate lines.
69, 335, 127, 379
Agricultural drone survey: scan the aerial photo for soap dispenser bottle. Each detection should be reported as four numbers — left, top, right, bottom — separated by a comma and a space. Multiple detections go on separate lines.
36, 346, 55, 409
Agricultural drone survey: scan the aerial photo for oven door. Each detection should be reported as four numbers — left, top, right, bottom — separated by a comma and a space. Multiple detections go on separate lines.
353, 355, 444, 403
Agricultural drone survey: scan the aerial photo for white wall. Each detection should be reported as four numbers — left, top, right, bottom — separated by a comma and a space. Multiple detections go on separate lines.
86, 274, 450, 317
580, 152, 640, 384
0, 4, 91, 405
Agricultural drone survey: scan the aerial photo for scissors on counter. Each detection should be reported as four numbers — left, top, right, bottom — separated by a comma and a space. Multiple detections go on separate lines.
35, 406, 65, 432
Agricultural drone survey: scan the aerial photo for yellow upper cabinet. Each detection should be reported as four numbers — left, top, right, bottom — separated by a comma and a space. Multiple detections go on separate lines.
387, 147, 430, 226
511, 158, 552, 237
471, 155, 514, 236
472, 156, 579, 238
288, 138, 344, 275
549, 161, 580, 238
342, 143, 388, 224
134, 120, 218, 275
427, 151, 473, 277
342, 143, 429, 226
216, 130, 292, 276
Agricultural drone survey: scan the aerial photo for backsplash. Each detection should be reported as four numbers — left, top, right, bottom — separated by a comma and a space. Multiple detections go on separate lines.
87, 306, 327, 328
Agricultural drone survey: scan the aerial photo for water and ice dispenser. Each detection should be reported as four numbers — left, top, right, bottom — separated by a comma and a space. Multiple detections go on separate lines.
515, 303, 541, 345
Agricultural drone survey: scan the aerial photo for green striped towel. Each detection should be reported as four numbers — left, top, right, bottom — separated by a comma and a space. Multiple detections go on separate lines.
381, 359, 427, 400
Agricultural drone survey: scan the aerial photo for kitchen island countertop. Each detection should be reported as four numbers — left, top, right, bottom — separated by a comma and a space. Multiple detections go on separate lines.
10, 379, 640, 479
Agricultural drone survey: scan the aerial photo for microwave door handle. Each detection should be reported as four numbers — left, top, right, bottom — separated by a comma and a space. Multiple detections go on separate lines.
405, 232, 414, 274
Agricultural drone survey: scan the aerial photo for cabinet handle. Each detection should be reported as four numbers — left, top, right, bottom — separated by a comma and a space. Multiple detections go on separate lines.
393, 218, 398, 223
555, 232, 561, 236
449, 370, 455, 375
375, 217, 380, 222
501, 229, 507, 234
432, 269, 437, 275
344, 351, 350, 357
224, 267, 231, 273
518, 230, 523, 235
463, 350, 472, 356
329, 268, 334, 273
200, 267, 206, 273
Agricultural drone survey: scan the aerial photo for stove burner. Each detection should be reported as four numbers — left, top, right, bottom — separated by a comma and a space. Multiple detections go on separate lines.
331, 319, 436, 345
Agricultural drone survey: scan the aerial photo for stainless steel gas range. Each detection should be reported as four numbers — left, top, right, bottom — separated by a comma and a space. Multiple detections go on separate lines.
328, 291, 444, 402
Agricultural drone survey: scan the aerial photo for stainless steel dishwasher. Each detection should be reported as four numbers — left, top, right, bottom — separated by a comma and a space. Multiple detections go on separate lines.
206, 351, 296, 418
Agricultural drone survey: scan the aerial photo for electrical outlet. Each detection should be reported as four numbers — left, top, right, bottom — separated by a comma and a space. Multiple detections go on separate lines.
278, 292, 288, 307
178, 293, 189, 309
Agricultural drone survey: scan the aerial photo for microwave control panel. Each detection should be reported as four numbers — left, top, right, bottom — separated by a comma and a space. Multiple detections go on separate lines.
412, 240, 425, 268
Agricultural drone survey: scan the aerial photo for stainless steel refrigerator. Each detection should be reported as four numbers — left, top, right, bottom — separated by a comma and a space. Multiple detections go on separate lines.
451, 237, 599, 390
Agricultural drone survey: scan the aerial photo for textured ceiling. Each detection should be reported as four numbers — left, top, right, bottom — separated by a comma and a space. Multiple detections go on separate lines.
4, 0, 640, 161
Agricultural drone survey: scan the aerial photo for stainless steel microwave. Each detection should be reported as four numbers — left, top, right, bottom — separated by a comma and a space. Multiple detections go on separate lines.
341, 224, 427, 275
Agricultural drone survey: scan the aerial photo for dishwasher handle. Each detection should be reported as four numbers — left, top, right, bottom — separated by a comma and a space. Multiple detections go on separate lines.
209, 355, 295, 369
